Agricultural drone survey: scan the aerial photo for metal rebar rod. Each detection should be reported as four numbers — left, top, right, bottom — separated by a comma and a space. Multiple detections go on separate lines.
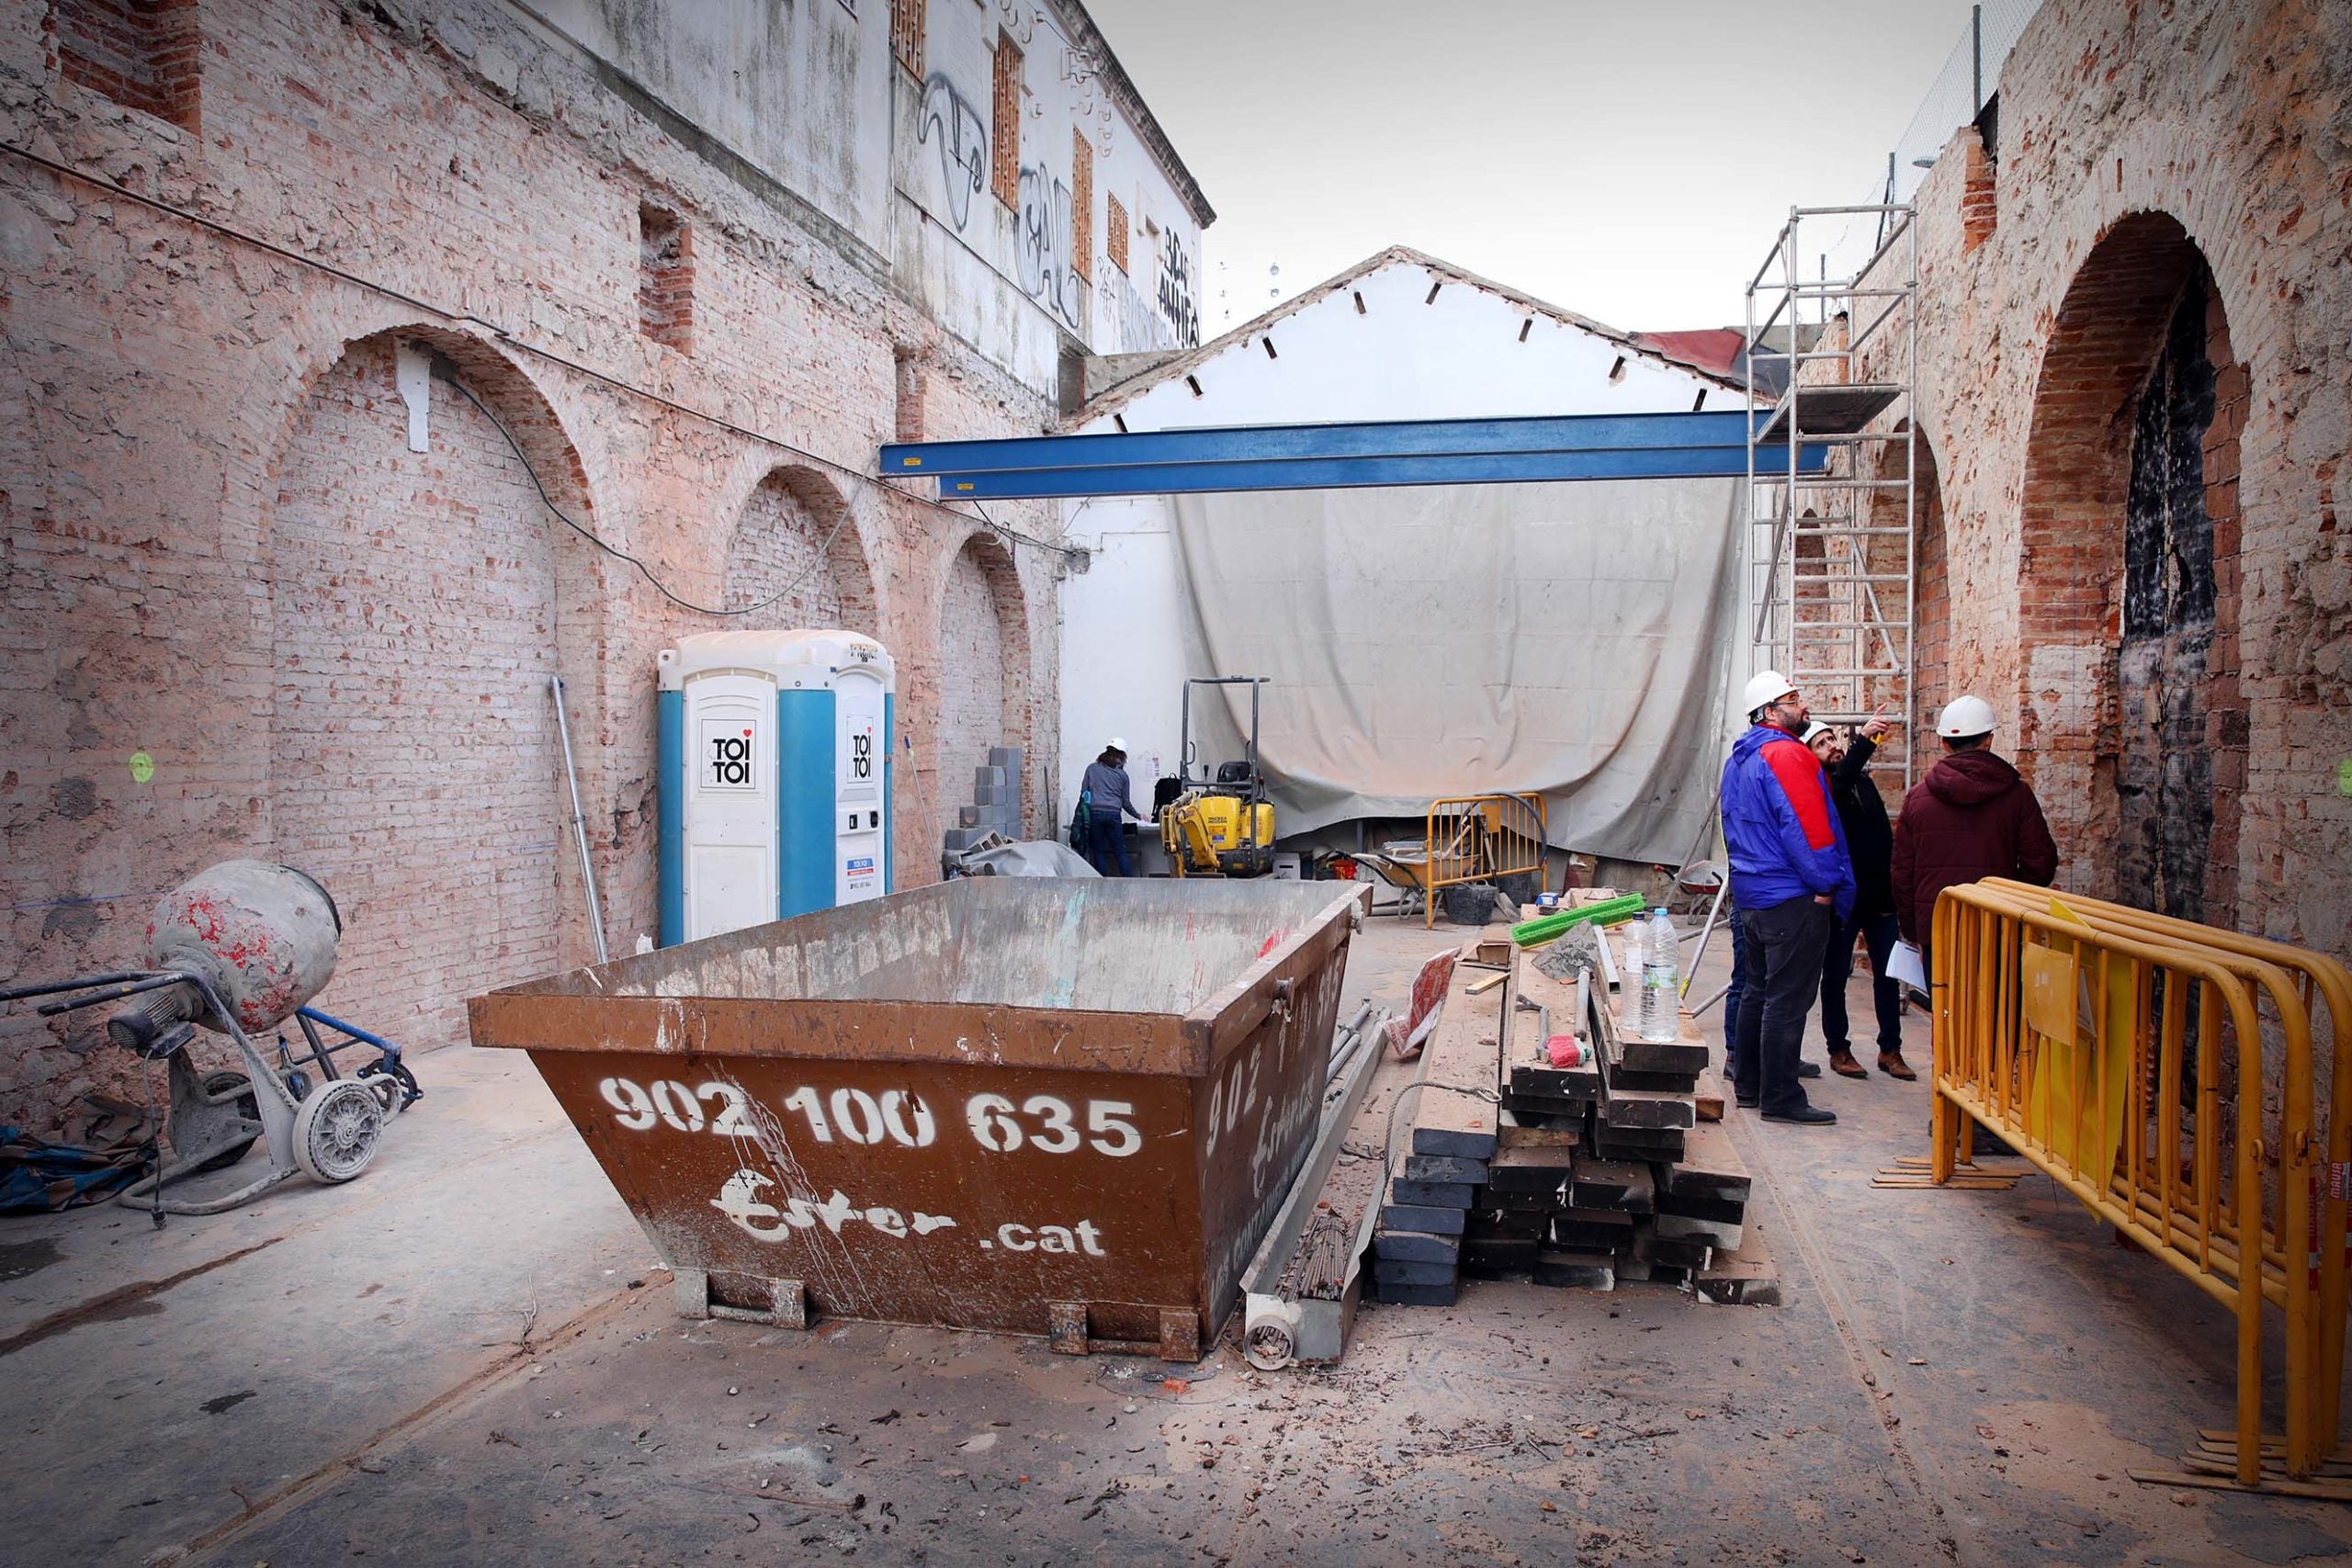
551, 675, 610, 965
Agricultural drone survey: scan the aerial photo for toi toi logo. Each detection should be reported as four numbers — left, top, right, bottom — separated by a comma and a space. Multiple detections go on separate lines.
709, 731, 753, 786
129, 751, 155, 784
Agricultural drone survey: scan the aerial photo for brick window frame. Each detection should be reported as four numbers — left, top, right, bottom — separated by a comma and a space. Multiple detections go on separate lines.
989, 32, 1021, 211
1070, 130, 1093, 284
55, 0, 202, 132
1105, 193, 1128, 276
888, 0, 922, 76
639, 202, 694, 352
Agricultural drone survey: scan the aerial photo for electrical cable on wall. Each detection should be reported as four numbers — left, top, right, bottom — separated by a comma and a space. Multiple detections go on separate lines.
446, 375, 854, 618
0, 141, 1077, 568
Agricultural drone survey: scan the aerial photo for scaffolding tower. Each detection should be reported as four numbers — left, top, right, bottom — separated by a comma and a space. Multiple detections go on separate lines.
1745, 205, 1920, 790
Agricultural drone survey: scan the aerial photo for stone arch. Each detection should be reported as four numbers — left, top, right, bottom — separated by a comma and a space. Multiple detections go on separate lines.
2016, 209, 2244, 914
719, 463, 877, 634
261, 326, 608, 1048
930, 529, 1035, 852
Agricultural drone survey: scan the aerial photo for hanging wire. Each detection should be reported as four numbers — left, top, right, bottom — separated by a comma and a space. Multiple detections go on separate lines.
445, 376, 855, 618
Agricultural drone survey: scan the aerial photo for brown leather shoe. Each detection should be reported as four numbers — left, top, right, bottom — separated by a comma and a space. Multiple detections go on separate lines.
1828, 1049, 1869, 1078
1878, 1050, 1917, 1081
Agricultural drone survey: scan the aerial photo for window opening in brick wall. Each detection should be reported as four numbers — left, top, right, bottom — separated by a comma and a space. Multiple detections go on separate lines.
639, 203, 694, 352
1070, 130, 1093, 284
990, 33, 1022, 211
1106, 193, 1128, 275
889, 0, 922, 76
56, 0, 202, 131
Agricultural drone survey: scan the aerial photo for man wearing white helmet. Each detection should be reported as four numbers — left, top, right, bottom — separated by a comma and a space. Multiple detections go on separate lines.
1719, 670, 1855, 1126
1890, 695, 2059, 975
1080, 739, 1146, 876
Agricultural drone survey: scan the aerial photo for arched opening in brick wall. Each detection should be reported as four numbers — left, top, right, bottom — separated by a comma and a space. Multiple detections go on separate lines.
721, 465, 877, 635
931, 532, 1034, 856
264, 330, 605, 1049
2017, 211, 2244, 919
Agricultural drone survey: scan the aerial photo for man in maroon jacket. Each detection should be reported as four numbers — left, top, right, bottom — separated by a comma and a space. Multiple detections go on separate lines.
1890, 695, 2060, 975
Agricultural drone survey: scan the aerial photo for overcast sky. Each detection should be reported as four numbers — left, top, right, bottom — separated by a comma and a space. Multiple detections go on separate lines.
1087, 0, 1984, 335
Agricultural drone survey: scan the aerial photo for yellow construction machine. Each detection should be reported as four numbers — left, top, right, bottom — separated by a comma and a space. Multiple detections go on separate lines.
1159, 676, 1276, 878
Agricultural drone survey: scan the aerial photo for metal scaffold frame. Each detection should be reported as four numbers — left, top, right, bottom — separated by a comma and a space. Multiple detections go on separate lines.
1745, 205, 1920, 790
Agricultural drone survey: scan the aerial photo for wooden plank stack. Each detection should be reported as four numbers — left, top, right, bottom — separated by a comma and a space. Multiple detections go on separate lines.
1376, 897, 1759, 1303
1369, 935, 1508, 1307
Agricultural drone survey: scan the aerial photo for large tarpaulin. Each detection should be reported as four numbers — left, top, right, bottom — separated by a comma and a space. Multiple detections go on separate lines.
1170, 479, 1739, 863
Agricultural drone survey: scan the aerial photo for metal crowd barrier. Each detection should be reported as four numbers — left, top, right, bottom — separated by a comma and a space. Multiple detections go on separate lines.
1420, 794, 1547, 929
1928, 881, 2348, 1487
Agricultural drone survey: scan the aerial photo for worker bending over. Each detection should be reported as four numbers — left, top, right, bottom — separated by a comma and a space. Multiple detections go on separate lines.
1081, 739, 1146, 877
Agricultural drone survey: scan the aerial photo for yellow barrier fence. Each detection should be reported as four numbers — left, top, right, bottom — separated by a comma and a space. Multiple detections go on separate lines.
1421, 794, 1546, 929
1929, 882, 2348, 1487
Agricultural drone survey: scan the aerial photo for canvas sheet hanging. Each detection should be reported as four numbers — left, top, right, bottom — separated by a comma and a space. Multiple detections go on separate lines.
1170, 478, 1742, 863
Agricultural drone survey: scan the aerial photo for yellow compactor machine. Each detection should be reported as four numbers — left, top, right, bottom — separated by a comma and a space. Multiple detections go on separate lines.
1160, 676, 1275, 878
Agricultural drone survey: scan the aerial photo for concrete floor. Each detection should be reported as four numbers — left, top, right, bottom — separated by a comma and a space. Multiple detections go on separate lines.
5, 900, 2351, 1565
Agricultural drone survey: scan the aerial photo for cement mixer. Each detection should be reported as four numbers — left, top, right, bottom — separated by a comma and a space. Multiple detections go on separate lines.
2, 860, 419, 1216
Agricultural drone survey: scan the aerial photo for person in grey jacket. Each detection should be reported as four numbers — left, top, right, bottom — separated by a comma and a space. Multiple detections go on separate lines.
1080, 739, 1145, 876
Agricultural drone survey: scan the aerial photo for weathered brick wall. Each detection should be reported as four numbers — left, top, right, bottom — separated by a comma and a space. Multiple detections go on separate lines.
1868, 0, 2350, 962
0, 0, 1072, 1130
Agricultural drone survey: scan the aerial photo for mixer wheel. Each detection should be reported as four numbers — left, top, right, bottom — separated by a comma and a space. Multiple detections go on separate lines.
292, 1078, 385, 1184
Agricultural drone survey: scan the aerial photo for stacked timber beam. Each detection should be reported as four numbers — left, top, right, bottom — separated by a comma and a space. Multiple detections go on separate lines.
1374, 899, 1760, 1302
1370, 931, 1509, 1306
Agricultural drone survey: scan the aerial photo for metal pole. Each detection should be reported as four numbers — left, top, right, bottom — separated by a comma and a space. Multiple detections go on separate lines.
1971, 5, 1983, 116
551, 675, 610, 965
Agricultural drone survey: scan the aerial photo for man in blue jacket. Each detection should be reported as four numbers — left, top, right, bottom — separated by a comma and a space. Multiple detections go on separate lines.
1721, 671, 1855, 1125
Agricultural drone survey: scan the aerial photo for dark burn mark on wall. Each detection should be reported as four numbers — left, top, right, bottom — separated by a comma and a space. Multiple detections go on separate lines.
2116, 272, 2218, 924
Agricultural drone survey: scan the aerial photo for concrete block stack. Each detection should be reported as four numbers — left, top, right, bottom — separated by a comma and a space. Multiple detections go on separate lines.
942, 744, 1024, 855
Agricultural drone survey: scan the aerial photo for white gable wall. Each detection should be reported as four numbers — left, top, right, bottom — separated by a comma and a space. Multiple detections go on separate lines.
1058, 256, 1739, 821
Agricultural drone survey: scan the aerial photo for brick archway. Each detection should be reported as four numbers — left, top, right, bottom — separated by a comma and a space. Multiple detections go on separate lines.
719, 464, 877, 636
261, 329, 607, 1047
929, 530, 1035, 856
2016, 210, 2245, 915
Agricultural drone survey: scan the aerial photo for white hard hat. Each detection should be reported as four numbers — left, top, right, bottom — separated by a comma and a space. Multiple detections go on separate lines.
1802, 721, 1835, 745
1739, 670, 1798, 716
1105, 737, 1128, 751
1935, 695, 1996, 739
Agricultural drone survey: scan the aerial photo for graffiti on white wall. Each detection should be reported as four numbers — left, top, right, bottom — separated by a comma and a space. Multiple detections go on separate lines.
917, 73, 988, 231
1156, 229, 1199, 348
1017, 162, 1084, 331
1098, 269, 1175, 354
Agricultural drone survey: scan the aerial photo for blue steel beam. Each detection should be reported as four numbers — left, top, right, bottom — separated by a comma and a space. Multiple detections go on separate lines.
882, 410, 1781, 479
933, 443, 1828, 500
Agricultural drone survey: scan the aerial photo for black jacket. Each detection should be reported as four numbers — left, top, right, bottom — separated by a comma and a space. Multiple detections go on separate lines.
1827, 736, 1895, 919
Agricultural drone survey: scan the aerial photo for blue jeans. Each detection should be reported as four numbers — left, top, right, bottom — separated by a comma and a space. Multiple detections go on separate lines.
1087, 812, 1132, 876
1821, 909, 1904, 1054
1733, 897, 1833, 1115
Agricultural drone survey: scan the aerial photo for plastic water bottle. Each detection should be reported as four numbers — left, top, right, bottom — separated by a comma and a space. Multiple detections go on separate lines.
1639, 907, 1681, 1043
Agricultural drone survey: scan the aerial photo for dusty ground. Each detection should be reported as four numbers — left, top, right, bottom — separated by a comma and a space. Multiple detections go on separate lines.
4, 898, 2349, 1565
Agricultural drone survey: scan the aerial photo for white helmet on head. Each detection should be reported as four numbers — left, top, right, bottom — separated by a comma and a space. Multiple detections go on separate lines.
1802, 721, 1835, 745
1739, 670, 1798, 717
1105, 737, 1128, 752
1935, 695, 1997, 739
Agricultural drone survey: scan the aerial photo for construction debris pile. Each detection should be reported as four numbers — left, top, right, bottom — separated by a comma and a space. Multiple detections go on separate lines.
1372, 894, 1770, 1305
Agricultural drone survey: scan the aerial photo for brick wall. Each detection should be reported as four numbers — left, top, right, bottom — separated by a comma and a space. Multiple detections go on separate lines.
1856, 0, 2350, 964
0, 0, 1072, 1130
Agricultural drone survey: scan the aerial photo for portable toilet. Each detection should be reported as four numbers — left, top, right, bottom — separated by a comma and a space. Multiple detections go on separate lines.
656, 630, 894, 946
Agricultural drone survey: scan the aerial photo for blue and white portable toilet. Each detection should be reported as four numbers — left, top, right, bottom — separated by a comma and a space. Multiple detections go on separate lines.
656, 629, 894, 946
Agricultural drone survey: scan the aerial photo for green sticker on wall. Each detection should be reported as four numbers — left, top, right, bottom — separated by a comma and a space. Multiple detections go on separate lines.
129, 751, 154, 784
2339, 757, 2352, 797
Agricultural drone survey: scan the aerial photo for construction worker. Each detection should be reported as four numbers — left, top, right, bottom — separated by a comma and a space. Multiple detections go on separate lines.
1721, 671, 1854, 1126
1890, 695, 2059, 977
1081, 739, 1145, 877
1806, 717, 1913, 1081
